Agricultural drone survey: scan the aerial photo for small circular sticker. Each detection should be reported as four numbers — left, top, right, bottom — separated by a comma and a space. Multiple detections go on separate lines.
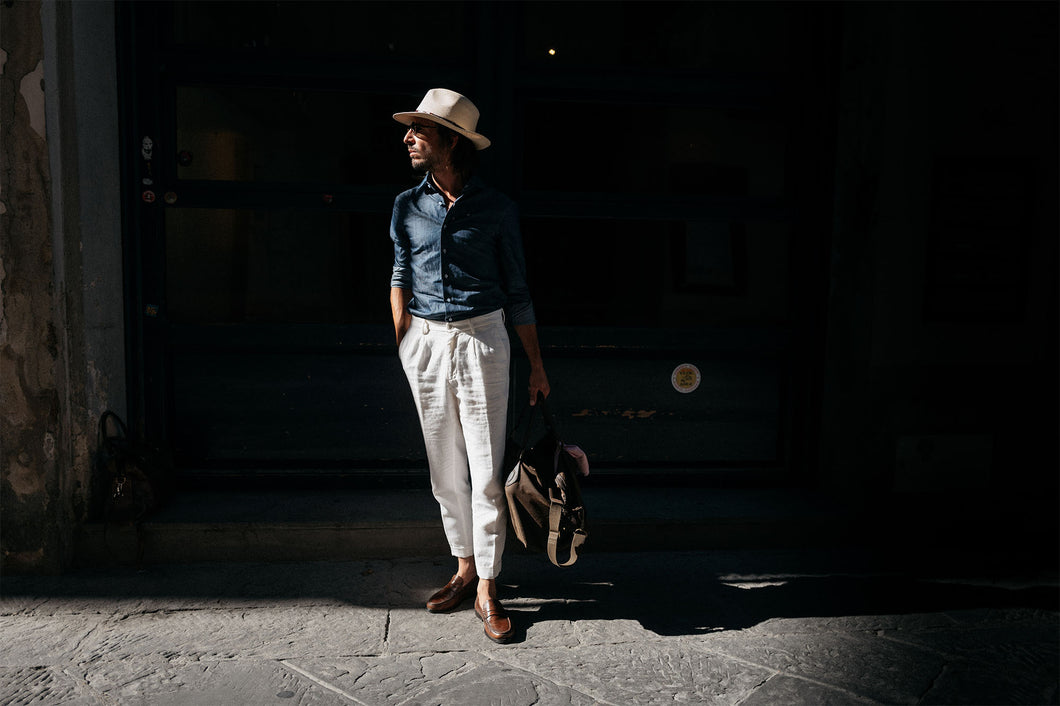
671, 363, 701, 394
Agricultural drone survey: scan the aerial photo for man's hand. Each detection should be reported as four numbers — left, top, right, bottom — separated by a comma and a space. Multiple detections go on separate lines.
391, 287, 412, 345
528, 366, 551, 406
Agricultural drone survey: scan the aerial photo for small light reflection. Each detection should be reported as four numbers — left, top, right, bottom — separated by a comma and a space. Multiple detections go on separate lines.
719, 580, 790, 590
548, 48, 557, 56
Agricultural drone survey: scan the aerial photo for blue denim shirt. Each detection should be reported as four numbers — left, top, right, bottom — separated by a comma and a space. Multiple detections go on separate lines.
390, 175, 536, 326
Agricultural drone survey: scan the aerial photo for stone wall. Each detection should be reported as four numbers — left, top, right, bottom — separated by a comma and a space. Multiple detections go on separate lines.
1, 0, 65, 573
1, 0, 124, 574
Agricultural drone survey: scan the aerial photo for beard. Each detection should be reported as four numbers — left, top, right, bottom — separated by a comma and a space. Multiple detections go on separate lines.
409, 141, 449, 175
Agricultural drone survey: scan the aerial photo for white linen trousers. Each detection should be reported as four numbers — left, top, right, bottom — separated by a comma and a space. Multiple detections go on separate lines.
398, 309, 510, 579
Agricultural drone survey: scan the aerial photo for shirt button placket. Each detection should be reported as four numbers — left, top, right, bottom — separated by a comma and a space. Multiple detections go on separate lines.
440, 220, 450, 321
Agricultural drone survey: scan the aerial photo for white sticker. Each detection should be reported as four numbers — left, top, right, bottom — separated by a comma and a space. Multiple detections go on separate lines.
671, 363, 701, 394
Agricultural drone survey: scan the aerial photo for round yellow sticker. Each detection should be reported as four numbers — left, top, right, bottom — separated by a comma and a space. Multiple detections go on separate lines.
671, 364, 701, 393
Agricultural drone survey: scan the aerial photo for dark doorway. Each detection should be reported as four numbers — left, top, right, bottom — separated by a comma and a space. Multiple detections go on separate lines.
118, 1, 839, 483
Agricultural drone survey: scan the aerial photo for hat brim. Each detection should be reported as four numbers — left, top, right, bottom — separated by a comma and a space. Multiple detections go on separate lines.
393, 111, 491, 150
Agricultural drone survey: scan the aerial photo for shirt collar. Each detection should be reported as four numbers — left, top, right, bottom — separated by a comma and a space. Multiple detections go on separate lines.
418, 174, 484, 198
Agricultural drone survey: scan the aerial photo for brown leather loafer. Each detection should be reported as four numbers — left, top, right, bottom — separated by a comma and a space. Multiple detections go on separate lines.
474, 596, 514, 644
426, 574, 477, 613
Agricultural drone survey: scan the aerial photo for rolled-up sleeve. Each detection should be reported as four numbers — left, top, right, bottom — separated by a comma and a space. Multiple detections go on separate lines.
389, 197, 412, 289
497, 204, 536, 326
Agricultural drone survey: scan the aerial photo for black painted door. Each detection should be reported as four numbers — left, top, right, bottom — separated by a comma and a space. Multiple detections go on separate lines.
120, 2, 838, 480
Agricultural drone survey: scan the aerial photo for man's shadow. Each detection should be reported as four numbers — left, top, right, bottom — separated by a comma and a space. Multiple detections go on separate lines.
499, 554, 1059, 638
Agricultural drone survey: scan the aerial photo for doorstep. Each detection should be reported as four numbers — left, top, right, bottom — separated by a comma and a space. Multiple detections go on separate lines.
74, 487, 855, 567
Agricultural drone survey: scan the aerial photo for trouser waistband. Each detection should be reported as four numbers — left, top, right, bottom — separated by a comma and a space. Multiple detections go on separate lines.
412, 309, 505, 335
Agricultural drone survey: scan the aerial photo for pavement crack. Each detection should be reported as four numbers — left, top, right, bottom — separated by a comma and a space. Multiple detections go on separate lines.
382, 608, 392, 655
482, 650, 622, 706
701, 647, 876, 704
281, 659, 373, 705
62, 665, 111, 705
733, 672, 778, 706
918, 662, 948, 703
69, 621, 105, 658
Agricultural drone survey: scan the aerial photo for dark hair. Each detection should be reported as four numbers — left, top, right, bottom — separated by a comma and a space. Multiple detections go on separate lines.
436, 125, 478, 182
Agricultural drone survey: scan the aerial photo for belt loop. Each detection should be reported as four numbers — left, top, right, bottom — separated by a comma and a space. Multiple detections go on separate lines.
422, 319, 429, 335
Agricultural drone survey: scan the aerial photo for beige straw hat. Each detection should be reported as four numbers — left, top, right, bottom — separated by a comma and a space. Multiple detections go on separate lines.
393, 88, 491, 150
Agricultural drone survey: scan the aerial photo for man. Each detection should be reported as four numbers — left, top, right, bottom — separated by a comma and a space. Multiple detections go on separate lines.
389, 88, 549, 644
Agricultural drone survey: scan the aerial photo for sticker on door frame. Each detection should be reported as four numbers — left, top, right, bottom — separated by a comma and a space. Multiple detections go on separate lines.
671, 363, 701, 394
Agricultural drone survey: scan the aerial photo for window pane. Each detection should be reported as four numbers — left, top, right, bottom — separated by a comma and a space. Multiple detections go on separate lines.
171, 1, 472, 60
521, 101, 787, 197
165, 208, 392, 324
522, 218, 789, 327
176, 86, 418, 184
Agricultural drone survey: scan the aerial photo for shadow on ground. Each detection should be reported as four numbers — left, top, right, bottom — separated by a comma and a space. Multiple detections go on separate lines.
505, 565, 1059, 637
3, 551, 1056, 640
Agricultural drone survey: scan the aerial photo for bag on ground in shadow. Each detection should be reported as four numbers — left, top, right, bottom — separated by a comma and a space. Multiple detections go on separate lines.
504, 395, 588, 567
97, 410, 174, 525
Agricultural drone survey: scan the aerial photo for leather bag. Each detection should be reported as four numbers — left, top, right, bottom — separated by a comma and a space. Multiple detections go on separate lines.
504, 396, 588, 567
98, 411, 173, 525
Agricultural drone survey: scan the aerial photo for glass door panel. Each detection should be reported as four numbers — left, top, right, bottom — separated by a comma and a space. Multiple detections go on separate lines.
165, 208, 391, 325
176, 86, 414, 185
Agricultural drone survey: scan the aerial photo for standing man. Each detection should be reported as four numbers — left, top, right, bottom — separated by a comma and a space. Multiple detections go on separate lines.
389, 88, 549, 644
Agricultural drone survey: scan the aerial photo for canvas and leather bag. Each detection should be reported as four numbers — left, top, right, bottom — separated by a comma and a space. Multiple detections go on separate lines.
504, 396, 588, 567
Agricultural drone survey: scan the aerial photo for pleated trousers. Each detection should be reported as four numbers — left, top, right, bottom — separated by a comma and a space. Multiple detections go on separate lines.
398, 309, 510, 579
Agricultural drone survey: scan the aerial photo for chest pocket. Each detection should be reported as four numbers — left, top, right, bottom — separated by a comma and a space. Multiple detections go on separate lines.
448, 224, 498, 264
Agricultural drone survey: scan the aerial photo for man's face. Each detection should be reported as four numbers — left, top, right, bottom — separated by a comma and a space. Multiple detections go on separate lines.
404, 119, 452, 174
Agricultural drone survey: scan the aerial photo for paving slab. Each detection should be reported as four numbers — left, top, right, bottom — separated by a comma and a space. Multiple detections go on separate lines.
919, 660, 1059, 706
0, 665, 98, 705
80, 658, 351, 706
81, 606, 387, 663
0, 550, 1056, 706
738, 673, 877, 706
0, 614, 103, 667
492, 641, 773, 705
701, 629, 944, 704
286, 654, 597, 706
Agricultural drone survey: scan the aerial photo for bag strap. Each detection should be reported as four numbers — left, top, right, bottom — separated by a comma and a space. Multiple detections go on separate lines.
515, 392, 559, 452
538, 393, 560, 438
98, 411, 129, 455
546, 499, 587, 567
99, 410, 127, 441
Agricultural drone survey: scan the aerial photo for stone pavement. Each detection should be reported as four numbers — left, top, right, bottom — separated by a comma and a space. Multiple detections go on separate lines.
1, 550, 1057, 705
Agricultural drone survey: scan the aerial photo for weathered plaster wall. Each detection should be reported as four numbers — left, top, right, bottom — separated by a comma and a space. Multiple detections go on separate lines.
1, 0, 63, 572
1, 0, 124, 573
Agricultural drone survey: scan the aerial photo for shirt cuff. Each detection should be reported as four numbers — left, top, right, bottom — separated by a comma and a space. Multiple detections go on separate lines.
506, 301, 536, 327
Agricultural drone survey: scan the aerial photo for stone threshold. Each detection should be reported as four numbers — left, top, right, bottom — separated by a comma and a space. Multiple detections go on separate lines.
75, 488, 855, 567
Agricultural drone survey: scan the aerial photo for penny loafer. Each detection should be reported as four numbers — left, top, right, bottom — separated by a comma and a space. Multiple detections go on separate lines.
475, 596, 514, 644
426, 574, 477, 613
